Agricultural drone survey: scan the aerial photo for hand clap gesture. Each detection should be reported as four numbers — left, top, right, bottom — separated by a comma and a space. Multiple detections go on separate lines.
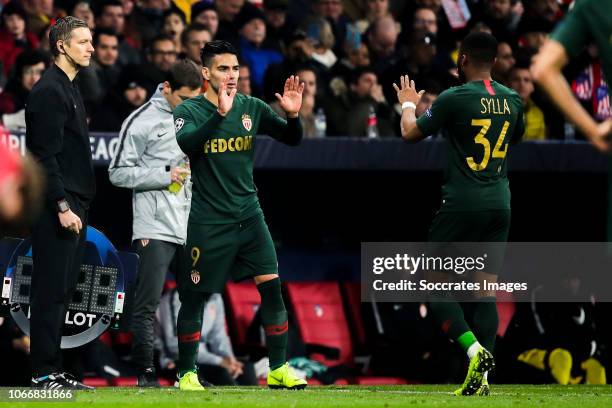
275, 75, 305, 118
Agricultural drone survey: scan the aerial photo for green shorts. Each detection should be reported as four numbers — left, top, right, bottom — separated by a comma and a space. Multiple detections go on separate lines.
428, 210, 511, 242
179, 214, 278, 293
427, 210, 511, 276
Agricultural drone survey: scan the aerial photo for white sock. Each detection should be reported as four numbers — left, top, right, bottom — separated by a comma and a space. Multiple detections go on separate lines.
467, 341, 482, 359
483, 372, 488, 381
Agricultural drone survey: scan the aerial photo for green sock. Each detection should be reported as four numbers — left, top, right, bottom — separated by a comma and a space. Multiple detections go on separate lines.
257, 278, 288, 371
176, 290, 208, 377
429, 300, 472, 347
470, 297, 499, 352
457, 330, 478, 352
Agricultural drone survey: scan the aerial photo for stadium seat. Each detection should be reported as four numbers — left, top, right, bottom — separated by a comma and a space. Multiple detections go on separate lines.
110, 377, 138, 386
285, 281, 410, 385
83, 377, 110, 387
340, 281, 367, 352
98, 331, 112, 348
224, 282, 261, 347
496, 291, 516, 338
284, 282, 354, 366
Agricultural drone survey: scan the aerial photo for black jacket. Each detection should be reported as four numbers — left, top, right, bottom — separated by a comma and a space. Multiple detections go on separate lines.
25, 64, 96, 206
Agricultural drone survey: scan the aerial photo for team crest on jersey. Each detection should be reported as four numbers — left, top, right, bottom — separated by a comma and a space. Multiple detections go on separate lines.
425, 108, 432, 118
190, 269, 200, 285
242, 114, 252, 131
175, 118, 185, 132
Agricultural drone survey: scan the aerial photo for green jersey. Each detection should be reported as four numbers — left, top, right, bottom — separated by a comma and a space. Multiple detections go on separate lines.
416, 80, 524, 212
174, 93, 298, 224
551, 0, 612, 85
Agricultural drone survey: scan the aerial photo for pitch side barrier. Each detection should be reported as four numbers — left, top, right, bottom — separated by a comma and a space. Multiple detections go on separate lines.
2, 132, 608, 172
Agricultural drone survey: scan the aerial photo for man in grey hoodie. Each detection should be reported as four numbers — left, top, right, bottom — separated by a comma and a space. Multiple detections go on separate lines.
108, 59, 202, 387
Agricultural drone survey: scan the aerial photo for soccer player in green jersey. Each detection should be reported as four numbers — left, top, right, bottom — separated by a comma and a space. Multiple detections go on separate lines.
394, 32, 525, 396
531, 0, 612, 152
172, 41, 306, 391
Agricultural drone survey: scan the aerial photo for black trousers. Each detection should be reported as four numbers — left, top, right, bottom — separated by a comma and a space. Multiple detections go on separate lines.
130, 239, 184, 370
30, 194, 88, 378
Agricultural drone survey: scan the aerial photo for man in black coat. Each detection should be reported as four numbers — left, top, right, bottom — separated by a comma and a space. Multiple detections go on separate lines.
25, 16, 96, 390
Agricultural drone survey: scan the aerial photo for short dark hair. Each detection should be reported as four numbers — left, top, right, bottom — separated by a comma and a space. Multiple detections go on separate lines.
459, 32, 498, 66
49, 16, 90, 57
350, 66, 377, 85
93, 0, 123, 17
14, 49, 50, 79
148, 33, 175, 53
181, 23, 211, 47
163, 7, 186, 26
167, 59, 203, 90
200, 40, 238, 68
93, 27, 118, 47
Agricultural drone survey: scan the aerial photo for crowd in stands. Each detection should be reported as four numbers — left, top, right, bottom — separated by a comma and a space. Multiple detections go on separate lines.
0, 0, 609, 139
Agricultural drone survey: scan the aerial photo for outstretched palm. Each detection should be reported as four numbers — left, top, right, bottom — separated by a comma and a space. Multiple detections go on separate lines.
275, 75, 304, 116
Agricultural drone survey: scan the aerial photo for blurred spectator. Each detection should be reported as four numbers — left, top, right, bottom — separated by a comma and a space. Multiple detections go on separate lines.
383, 32, 454, 104
311, 0, 350, 57
157, 290, 258, 385
508, 64, 547, 140
237, 62, 251, 95
215, 0, 247, 45
262, 0, 292, 53
237, 5, 283, 97
324, 66, 394, 137
0, 50, 49, 130
77, 28, 122, 110
138, 34, 177, 95
476, 0, 522, 43
412, 6, 437, 36
492, 41, 516, 85
329, 38, 370, 97
271, 66, 322, 138
93, 0, 141, 66
180, 23, 212, 64
191, 0, 219, 37
523, 0, 563, 24
72, 1, 95, 29
129, 0, 172, 48
90, 67, 149, 131
516, 17, 555, 53
366, 15, 400, 75
300, 16, 337, 70
20, 0, 57, 37
355, 0, 392, 34
163, 7, 187, 54
263, 29, 325, 102
0, 1, 40, 77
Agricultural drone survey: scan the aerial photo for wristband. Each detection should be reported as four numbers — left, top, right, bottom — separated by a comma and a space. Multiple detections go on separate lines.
401, 101, 417, 110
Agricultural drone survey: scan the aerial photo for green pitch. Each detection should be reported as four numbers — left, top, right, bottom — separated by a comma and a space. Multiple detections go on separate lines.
3, 385, 612, 408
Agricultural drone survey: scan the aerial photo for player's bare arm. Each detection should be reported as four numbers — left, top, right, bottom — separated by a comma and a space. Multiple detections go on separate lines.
394, 74, 426, 142
531, 39, 611, 153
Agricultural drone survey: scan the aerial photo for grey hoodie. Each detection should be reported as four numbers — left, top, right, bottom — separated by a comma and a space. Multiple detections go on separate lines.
109, 85, 191, 244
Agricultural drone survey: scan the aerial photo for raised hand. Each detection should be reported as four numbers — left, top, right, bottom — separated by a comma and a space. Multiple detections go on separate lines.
218, 75, 237, 116
275, 75, 305, 118
393, 74, 425, 106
